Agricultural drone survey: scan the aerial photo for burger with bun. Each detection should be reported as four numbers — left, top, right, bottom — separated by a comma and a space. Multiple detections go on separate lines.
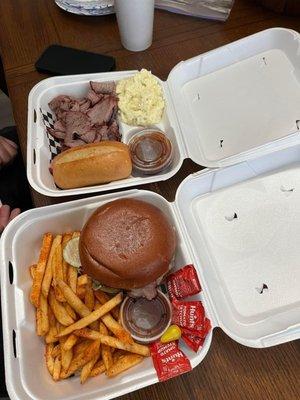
79, 198, 176, 300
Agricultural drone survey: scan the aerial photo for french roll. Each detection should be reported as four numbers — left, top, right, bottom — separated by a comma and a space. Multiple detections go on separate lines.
52, 141, 132, 189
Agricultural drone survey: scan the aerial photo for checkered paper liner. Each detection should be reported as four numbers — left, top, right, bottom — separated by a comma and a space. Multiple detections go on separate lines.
40, 108, 62, 160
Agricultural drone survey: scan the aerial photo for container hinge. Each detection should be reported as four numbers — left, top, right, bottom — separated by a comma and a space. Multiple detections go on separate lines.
164, 81, 189, 159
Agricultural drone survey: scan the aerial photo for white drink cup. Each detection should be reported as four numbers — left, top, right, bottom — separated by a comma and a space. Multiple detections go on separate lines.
114, 0, 155, 52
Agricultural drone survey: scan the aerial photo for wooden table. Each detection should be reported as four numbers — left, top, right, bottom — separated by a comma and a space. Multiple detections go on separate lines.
0, 0, 299, 399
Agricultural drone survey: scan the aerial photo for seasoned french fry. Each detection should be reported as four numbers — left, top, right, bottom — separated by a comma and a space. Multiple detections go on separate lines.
42, 235, 62, 299
80, 350, 99, 384
94, 290, 119, 320
114, 307, 120, 321
30, 233, 53, 308
62, 334, 78, 351
52, 344, 61, 358
62, 233, 72, 282
61, 340, 99, 379
45, 307, 58, 344
97, 335, 148, 357
77, 274, 89, 287
53, 356, 61, 381
49, 289, 74, 326
40, 294, 49, 334
103, 314, 133, 344
56, 279, 89, 318
45, 343, 55, 376
61, 349, 73, 373
106, 354, 143, 378
73, 340, 92, 357
57, 293, 123, 337
36, 294, 49, 336
74, 330, 149, 356
94, 302, 133, 344
84, 280, 94, 312
73, 328, 95, 339
59, 335, 73, 372
76, 285, 86, 300
90, 360, 106, 377
64, 303, 77, 320
36, 309, 43, 336
32, 231, 148, 384
113, 350, 127, 363
53, 243, 65, 302
100, 322, 113, 370
29, 264, 37, 280
68, 266, 78, 294
56, 320, 63, 334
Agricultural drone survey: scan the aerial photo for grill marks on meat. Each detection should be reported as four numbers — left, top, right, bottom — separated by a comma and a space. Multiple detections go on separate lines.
47, 81, 120, 150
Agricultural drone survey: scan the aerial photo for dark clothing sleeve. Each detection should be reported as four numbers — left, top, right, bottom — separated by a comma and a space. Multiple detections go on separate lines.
0, 126, 33, 211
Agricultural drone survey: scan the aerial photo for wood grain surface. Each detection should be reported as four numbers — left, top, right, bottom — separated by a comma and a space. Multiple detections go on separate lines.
0, 0, 299, 399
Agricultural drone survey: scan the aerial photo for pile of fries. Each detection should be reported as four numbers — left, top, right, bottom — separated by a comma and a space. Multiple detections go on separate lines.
30, 232, 149, 383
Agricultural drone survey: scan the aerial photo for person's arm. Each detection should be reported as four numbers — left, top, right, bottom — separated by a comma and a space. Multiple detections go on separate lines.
0, 205, 20, 233
0, 136, 17, 168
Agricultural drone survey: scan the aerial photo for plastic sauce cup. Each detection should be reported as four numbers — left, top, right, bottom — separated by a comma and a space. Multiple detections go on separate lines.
120, 291, 172, 344
128, 129, 173, 175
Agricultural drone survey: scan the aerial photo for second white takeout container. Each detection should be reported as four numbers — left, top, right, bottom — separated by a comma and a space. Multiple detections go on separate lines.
27, 27, 300, 196
2, 27, 299, 400
2, 140, 300, 400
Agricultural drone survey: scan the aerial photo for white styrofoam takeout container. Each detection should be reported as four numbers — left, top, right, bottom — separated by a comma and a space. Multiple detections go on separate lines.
28, 28, 300, 197
2, 142, 300, 400
1, 27, 297, 400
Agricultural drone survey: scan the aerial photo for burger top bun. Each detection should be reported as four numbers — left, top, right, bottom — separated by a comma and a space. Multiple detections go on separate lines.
79, 198, 176, 289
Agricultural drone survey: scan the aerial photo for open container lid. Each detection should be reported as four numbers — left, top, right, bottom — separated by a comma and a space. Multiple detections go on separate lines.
174, 143, 300, 347
168, 28, 300, 168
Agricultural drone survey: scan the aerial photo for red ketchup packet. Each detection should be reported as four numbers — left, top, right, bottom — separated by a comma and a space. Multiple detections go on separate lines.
172, 299, 205, 331
150, 341, 192, 382
166, 264, 201, 300
181, 318, 212, 352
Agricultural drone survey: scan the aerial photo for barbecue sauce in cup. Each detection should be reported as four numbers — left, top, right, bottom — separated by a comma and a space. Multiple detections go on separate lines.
128, 130, 173, 175
120, 291, 172, 344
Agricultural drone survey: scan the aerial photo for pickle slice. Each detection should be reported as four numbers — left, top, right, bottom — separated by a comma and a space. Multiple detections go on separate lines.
63, 237, 81, 268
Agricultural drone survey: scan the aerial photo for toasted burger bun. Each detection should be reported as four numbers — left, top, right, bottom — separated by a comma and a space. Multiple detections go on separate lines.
79, 199, 176, 289
52, 141, 132, 189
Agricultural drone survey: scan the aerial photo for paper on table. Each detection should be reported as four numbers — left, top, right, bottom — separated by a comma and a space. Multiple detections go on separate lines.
155, 0, 235, 21
60, 0, 234, 21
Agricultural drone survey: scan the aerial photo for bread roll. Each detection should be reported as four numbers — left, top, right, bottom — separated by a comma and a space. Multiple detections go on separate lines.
52, 141, 132, 189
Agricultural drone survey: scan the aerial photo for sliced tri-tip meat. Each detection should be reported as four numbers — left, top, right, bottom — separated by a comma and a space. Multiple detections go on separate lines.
79, 99, 91, 113
47, 80, 120, 153
80, 130, 97, 144
87, 95, 117, 125
86, 90, 103, 106
90, 81, 116, 95
107, 120, 121, 141
65, 111, 92, 138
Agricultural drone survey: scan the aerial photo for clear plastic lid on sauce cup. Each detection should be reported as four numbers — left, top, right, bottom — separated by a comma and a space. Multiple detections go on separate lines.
128, 129, 173, 175
120, 291, 172, 344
